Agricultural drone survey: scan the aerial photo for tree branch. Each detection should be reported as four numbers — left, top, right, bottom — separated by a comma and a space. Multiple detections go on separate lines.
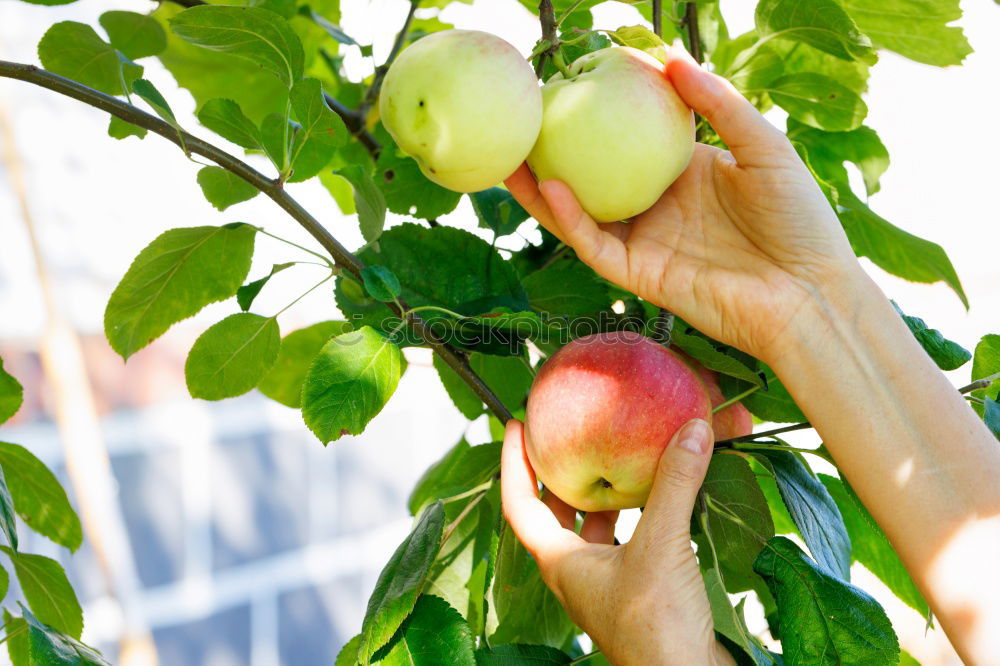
322, 91, 380, 157
361, 0, 419, 114
652, 0, 663, 38
534, 0, 559, 78
0, 60, 512, 422
682, 1, 703, 65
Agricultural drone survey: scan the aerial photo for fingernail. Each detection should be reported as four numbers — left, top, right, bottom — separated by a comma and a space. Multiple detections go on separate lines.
677, 419, 711, 455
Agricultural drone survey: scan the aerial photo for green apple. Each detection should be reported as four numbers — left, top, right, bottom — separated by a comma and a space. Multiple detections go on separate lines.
524, 331, 713, 512
379, 30, 542, 193
527, 46, 695, 223
677, 351, 754, 441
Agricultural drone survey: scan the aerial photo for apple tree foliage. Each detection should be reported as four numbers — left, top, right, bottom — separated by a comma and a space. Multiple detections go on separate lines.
0, 0, 997, 664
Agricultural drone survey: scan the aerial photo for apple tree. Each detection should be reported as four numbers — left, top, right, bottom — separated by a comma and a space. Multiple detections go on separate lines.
1, 0, 998, 664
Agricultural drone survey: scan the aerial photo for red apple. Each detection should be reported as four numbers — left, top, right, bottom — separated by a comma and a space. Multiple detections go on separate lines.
676, 352, 754, 441
524, 331, 712, 511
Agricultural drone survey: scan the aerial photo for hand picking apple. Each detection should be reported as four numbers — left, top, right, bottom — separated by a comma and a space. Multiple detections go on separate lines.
524, 331, 712, 512
527, 46, 695, 222
504, 43, 1000, 665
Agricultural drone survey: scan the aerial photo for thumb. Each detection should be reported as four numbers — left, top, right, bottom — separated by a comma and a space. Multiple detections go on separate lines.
665, 45, 790, 167
632, 418, 714, 548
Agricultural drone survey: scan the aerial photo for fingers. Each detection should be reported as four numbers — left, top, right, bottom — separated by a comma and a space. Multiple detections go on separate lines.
537, 180, 629, 286
580, 511, 619, 545
542, 488, 577, 531
501, 420, 582, 563
631, 419, 714, 550
505, 163, 559, 234
665, 45, 790, 167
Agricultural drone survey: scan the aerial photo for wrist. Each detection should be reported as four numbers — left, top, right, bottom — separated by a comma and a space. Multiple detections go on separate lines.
758, 262, 884, 375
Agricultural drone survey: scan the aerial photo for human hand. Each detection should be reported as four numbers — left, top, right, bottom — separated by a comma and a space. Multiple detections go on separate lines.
506, 45, 863, 363
501, 418, 736, 666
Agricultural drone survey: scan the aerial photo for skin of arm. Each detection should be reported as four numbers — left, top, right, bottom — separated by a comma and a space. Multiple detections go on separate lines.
503, 44, 1000, 663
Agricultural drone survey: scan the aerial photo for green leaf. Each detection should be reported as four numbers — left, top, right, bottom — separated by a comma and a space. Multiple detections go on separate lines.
724, 365, 804, 423
130, 78, 179, 127
425, 488, 499, 637
361, 266, 401, 303
21, 605, 109, 666
37, 22, 142, 96
786, 119, 887, 195
819, 475, 929, 618
754, 537, 899, 665
319, 171, 357, 215
287, 78, 348, 182
0, 359, 23, 425
475, 644, 571, 665
0, 467, 18, 552
761, 73, 867, 132
236, 262, 292, 312
335, 635, 361, 666
840, 0, 971, 66
523, 261, 610, 317
359, 503, 446, 663
17, 0, 76, 5
340, 166, 387, 244
470, 188, 530, 238
984, 398, 1000, 439
409, 440, 500, 515
197, 98, 261, 150
99, 10, 167, 60
837, 190, 967, 308
373, 594, 476, 665
153, 4, 287, 124
699, 454, 774, 592
260, 113, 291, 171
257, 321, 352, 408
770, 38, 870, 95
184, 314, 281, 400
0, 443, 82, 552
196, 166, 259, 211
971, 334, 1000, 415
107, 116, 146, 141
2, 550, 82, 639
488, 522, 575, 648
377, 143, 462, 220
608, 25, 666, 61
301, 326, 404, 443
169, 6, 304, 86
104, 224, 256, 359
670, 329, 763, 387
892, 303, 971, 371
754, 451, 851, 580
3, 609, 28, 666
335, 224, 529, 351
308, 9, 359, 46
755, 0, 875, 63
432, 355, 484, 420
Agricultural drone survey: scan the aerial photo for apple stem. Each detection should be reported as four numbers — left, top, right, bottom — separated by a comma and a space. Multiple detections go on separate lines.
552, 50, 573, 79
712, 385, 760, 414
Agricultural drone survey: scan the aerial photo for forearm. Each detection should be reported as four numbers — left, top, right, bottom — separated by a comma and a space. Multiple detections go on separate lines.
766, 267, 1000, 663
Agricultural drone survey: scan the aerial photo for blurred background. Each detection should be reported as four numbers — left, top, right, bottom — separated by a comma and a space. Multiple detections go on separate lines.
0, 0, 997, 664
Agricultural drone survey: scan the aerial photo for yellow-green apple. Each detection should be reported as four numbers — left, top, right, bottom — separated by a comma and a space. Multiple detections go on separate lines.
379, 30, 542, 193
524, 331, 712, 511
526, 46, 695, 222
676, 352, 753, 441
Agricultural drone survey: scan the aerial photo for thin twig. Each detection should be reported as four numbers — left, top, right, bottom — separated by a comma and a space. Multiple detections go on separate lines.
715, 422, 813, 447
361, 0, 419, 115
681, 2, 703, 64
534, 0, 559, 78
0, 60, 512, 422
959, 378, 994, 394
652, 0, 662, 38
